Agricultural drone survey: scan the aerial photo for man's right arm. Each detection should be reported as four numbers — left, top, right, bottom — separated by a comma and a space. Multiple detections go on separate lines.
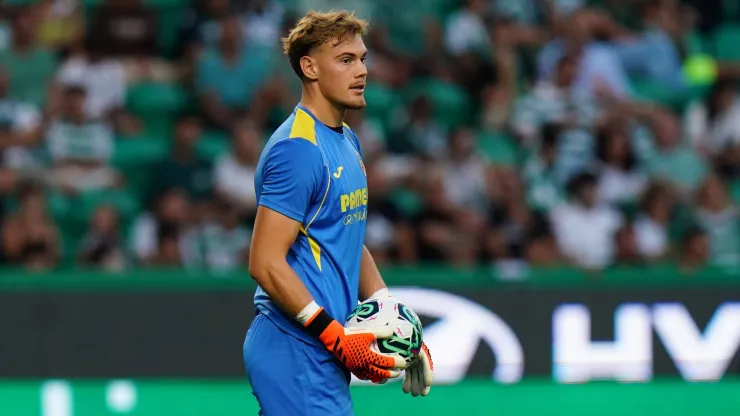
249, 204, 314, 317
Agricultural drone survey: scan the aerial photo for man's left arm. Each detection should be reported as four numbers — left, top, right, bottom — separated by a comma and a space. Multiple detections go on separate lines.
357, 245, 434, 396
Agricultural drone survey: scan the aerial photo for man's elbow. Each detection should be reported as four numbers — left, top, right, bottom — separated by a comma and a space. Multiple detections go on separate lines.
248, 253, 277, 284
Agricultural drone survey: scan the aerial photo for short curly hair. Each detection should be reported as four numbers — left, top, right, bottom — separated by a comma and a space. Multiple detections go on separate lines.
281, 10, 369, 79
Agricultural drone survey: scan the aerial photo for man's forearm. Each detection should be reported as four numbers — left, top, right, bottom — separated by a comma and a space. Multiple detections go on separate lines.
358, 245, 388, 301
249, 258, 315, 318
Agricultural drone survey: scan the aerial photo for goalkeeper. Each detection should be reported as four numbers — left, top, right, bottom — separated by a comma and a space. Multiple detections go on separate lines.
243, 9, 434, 415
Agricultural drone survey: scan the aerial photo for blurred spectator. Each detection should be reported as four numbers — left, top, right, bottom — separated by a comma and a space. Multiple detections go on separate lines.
522, 123, 564, 212
369, 0, 442, 60
523, 217, 560, 267
214, 119, 260, 219
0, 66, 44, 172
678, 226, 710, 273
613, 222, 643, 265
364, 162, 415, 264
537, 12, 633, 99
150, 225, 184, 267
196, 17, 274, 130
634, 182, 673, 260
178, 0, 231, 63
33, 0, 85, 53
684, 79, 740, 177
0, 6, 12, 53
550, 172, 623, 270
78, 204, 127, 271
594, 123, 648, 205
148, 114, 212, 206
45, 85, 118, 194
2, 182, 61, 270
88, 0, 174, 82
0, 8, 57, 108
131, 188, 195, 266
88, 0, 157, 59
487, 195, 536, 262
440, 128, 490, 217
391, 96, 447, 157
647, 110, 708, 195
694, 174, 740, 267
444, 0, 491, 56
614, 0, 687, 90
513, 54, 598, 183
241, 0, 286, 49
55, 38, 128, 122
412, 168, 479, 265
192, 197, 250, 274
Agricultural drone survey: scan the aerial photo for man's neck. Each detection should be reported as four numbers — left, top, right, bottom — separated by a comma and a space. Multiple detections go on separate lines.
300, 89, 345, 128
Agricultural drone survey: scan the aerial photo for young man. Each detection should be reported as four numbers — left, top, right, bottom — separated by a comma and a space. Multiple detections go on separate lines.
243, 10, 434, 415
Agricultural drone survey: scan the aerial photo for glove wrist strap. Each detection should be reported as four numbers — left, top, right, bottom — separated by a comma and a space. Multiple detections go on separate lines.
304, 307, 334, 340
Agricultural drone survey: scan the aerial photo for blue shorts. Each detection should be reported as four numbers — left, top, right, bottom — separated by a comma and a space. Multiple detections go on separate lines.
243, 313, 353, 415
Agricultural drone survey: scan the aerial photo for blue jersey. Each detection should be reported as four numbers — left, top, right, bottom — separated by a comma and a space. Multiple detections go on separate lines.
253, 104, 368, 346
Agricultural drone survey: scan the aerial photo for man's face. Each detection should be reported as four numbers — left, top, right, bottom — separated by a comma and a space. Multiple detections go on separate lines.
65, 90, 86, 119
175, 118, 202, 149
311, 34, 368, 110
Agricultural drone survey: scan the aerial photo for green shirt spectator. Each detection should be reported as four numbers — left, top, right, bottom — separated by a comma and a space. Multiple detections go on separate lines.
148, 115, 213, 205
196, 18, 274, 110
372, 0, 444, 57
0, 10, 56, 107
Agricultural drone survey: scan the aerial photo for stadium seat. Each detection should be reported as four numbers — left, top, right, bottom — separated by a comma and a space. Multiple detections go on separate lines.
713, 23, 740, 61
477, 131, 520, 166
197, 131, 231, 160
112, 136, 169, 169
403, 78, 473, 129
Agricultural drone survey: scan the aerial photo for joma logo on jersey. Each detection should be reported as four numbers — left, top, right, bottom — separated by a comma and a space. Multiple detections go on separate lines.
340, 187, 368, 213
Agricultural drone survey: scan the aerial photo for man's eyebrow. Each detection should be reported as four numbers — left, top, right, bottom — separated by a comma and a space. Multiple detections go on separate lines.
335, 51, 368, 58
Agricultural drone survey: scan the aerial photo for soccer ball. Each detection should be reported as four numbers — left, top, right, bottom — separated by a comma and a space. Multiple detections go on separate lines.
344, 297, 423, 366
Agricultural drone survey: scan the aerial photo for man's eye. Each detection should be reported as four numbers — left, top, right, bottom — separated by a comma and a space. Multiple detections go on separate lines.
341, 58, 351, 64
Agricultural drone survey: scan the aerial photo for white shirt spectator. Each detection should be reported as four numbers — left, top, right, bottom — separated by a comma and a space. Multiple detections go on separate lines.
633, 214, 668, 258
440, 156, 489, 215
550, 202, 623, 269
130, 213, 198, 265
444, 9, 489, 55
684, 98, 740, 156
46, 119, 113, 163
241, 0, 284, 48
597, 165, 648, 204
214, 154, 257, 209
0, 99, 42, 169
57, 57, 126, 119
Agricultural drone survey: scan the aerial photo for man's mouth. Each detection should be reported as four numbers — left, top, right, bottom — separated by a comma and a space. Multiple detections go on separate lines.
350, 84, 365, 92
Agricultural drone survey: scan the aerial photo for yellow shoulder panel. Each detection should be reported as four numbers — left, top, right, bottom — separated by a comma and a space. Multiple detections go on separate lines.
289, 109, 317, 145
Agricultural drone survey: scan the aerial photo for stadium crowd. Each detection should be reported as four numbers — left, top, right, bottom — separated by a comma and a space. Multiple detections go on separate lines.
0, 0, 738, 274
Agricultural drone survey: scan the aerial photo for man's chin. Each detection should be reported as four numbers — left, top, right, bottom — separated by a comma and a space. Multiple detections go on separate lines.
343, 97, 366, 110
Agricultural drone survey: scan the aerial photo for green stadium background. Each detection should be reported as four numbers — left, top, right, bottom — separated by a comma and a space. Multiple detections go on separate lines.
1, 0, 740, 415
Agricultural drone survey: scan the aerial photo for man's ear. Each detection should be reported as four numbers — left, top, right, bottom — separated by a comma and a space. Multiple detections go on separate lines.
300, 56, 319, 81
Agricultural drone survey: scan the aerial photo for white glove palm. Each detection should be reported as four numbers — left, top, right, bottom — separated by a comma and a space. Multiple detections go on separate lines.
402, 343, 434, 396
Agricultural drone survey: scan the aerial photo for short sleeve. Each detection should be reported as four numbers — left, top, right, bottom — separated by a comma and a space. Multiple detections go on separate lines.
258, 138, 325, 223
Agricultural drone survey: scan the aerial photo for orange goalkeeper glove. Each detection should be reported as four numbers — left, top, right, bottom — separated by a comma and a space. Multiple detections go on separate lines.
305, 307, 407, 383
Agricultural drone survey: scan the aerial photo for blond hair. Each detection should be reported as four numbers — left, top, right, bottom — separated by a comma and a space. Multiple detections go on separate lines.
281, 10, 369, 79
